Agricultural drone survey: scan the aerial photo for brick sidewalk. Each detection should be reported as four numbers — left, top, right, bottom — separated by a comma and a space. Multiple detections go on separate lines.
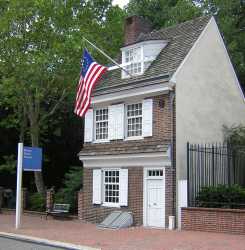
0, 213, 244, 250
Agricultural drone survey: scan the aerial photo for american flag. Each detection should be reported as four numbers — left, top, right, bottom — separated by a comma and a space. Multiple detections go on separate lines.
74, 49, 107, 117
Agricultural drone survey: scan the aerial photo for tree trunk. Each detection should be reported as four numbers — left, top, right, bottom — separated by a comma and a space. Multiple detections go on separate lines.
30, 121, 46, 196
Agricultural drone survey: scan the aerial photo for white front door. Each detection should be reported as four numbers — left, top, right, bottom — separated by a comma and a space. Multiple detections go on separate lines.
145, 169, 165, 228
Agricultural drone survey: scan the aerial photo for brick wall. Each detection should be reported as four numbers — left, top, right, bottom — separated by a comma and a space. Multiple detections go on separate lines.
182, 207, 245, 235
82, 94, 172, 155
78, 167, 143, 225
165, 166, 174, 228
124, 16, 152, 46
79, 166, 174, 227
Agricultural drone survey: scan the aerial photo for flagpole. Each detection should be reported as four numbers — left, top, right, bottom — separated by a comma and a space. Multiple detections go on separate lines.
83, 37, 133, 77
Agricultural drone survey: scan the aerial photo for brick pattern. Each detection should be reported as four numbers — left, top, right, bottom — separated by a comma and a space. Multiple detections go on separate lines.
79, 166, 175, 227
22, 188, 28, 211
124, 16, 152, 46
46, 188, 54, 211
182, 207, 245, 235
78, 167, 143, 226
165, 167, 174, 228
82, 94, 172, 155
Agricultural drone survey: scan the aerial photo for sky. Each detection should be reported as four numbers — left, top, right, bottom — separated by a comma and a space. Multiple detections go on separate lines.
113, 0, 129, 8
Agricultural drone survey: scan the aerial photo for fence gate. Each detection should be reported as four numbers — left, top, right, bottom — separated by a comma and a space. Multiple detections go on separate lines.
187, 142, 245, 207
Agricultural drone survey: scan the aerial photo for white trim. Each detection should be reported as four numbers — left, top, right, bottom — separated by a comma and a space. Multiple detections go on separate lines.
143, 167, 166, 228
178, 180, 188, 229
80, 152, 171, 168
121, 40, 168, 51
101, 168, 121, 208
124, 136, 143, 141
101, 203, 120, 208
91, 84, 171, 105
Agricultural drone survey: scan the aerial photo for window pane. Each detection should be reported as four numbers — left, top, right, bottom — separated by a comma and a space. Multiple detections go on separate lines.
104, 170, 120, 204
95, 108, 108, 140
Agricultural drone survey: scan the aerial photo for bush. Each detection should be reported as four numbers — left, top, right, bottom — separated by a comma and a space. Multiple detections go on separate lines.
196, 185, 245, 209
54, 166, 82, 213
28, 193, 46, 212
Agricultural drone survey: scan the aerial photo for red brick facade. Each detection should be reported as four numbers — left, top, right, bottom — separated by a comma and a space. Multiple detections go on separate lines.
78, 93, 176, 227
124, 16, 152, 46
182, 207, 245, 235
82, 94, 172, 155
78, 167, 143, 225
78, 166, 174, 227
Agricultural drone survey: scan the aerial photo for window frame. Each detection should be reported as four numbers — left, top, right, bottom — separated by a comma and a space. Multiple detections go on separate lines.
122, 45, 143, 78
94, 107, 109, 143
102, 168, 121, 208
125, 102, 143, 140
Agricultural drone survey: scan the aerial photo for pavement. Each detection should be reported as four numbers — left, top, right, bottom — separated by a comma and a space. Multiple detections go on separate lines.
0, 213, 245, 250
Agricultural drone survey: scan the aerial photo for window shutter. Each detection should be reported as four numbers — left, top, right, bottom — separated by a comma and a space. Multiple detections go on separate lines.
108, 104, 124, 140
92, 169, 102, 204
142, 99, 153, 137
119, 169, 128, 206
84, 109, 93, 142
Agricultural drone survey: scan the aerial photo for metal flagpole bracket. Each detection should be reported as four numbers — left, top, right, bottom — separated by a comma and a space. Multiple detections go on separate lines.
82, 37, 133, 77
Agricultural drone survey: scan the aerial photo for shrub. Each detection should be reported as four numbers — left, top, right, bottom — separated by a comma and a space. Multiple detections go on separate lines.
54, 166, 82, 213
196, 185, 245, 209
28, 193, 46, 212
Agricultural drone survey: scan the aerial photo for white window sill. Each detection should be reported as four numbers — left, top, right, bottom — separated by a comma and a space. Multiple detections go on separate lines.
93, 139, 110, 144
124, 136, 143, 141
102, 202, 120, 208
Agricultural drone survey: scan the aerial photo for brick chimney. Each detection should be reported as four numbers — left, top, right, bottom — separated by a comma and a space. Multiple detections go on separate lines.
124, 16, 153, 46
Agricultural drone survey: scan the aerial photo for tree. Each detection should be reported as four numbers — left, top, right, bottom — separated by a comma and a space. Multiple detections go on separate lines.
0, 0, 125, 195
125, 0, 201, 28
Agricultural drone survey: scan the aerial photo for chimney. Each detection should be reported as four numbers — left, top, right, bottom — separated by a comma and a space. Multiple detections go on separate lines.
124, 16, 153, 46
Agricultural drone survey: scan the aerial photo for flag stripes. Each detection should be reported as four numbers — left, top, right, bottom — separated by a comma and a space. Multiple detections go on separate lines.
74, 51, 107, 117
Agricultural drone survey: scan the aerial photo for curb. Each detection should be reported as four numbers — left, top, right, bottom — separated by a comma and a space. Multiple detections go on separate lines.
0, 232, 100, 250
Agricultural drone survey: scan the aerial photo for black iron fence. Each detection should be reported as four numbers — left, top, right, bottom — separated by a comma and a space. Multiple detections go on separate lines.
187, 142, 245, 208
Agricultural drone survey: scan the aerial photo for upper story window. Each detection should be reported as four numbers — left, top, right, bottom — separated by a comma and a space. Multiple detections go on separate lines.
121, 40, 168, 79
95, 108, 108, 140
127, 103, 142, 137
124, 47, 142, 77
84, 99, 153, 143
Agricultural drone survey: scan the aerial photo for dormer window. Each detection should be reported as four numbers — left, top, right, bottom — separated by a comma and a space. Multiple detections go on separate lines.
124, 47, 142, 77
121, 40, 168, 79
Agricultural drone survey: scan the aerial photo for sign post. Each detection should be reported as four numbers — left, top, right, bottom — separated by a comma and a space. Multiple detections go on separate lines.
16, 142, 23, 229
15, 144, 42, 229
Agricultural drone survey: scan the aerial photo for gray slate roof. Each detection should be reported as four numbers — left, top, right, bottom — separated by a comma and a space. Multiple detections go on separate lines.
94, 15, 211, 95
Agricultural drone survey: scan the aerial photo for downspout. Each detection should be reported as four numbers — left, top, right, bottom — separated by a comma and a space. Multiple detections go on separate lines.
169, 89, 175, 219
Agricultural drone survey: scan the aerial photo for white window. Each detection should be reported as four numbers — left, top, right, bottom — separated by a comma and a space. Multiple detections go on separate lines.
95, 108, 108, 140
103, 170, 120, 204
127, 103, 142, 137
123, 47, 142, 78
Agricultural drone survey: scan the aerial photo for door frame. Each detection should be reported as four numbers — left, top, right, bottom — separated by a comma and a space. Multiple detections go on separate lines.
143, 167, 166, 228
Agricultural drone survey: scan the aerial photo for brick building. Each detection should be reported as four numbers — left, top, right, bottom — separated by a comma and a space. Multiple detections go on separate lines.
78, 15, 245, 228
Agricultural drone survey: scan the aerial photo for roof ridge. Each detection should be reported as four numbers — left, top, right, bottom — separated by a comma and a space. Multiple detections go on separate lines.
149, 15, 212, 36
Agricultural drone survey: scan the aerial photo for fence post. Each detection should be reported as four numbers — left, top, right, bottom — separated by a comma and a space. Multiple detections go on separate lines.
187, 142, 190, 206
212, 144, 215, 186
21, 188, 28, 211
46, 188, 54, 212
227, 144, 231, 186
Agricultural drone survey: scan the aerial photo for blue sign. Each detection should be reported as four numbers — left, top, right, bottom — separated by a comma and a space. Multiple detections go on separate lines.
23, 146, 42, 172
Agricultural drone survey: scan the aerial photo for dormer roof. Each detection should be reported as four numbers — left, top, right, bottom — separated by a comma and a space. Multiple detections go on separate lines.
94, 15, 212, 96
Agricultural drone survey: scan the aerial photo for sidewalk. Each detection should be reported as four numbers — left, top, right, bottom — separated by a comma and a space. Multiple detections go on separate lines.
0, 213, 244, 250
